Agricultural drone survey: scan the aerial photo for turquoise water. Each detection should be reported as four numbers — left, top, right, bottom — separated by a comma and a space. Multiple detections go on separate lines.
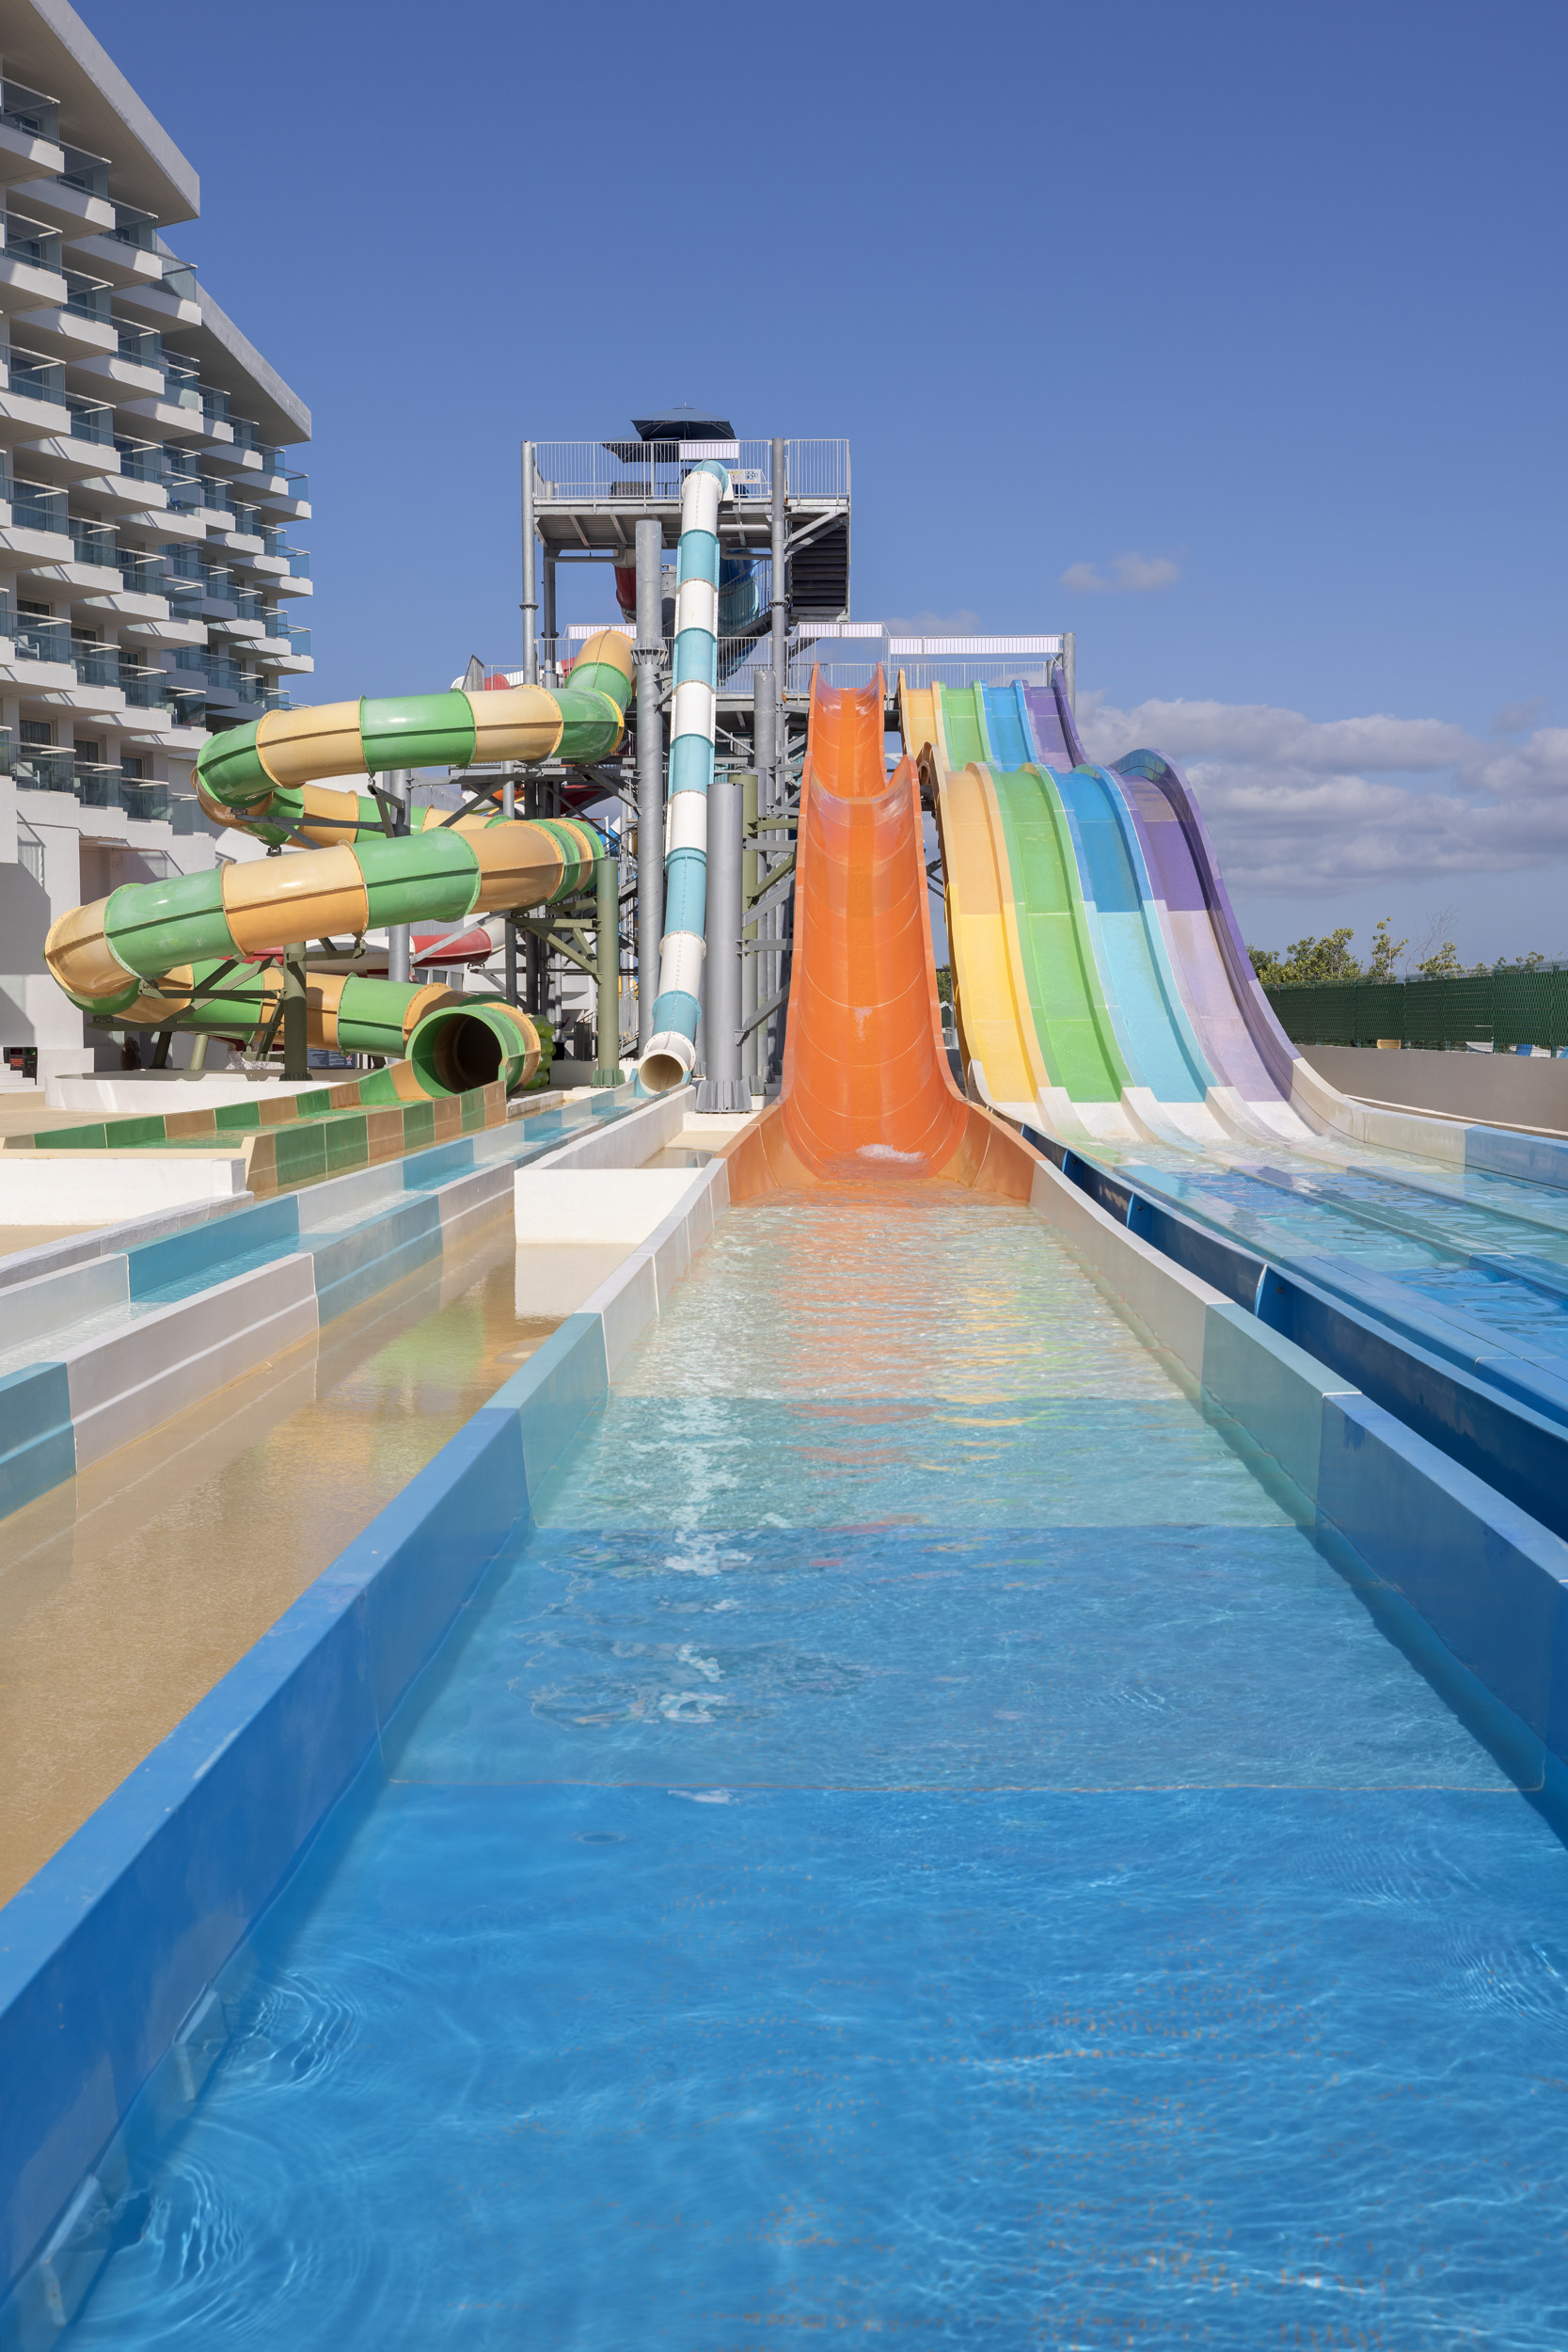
1117, 1138, 1568, 1364
64, 1188, 1568, 2345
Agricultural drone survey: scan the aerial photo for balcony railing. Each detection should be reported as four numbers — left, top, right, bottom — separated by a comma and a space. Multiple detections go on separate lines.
15, 745, 73, 791
68, 519, 116, 567
170, 643, 206, 672
66, 396, 114, 446
230, 419, 260, 453
115, 439, 164, 485
161, 542, 202, 580
72, 640, 119, 686
60, 146, 110, 198
63, 273, 111, 322
117, 327, 163, 368
198, 479, 232, 513
9, 351, 64, 404
201, 389, 230, 425
230, 509, 262, 540
4, 216, 62, 272
120, 665, 168, 709
530, 437, 849, 508
2, 82, 58, 142
117, 553, 164, 595
13, 482, 69, 534
111, 209, 158, 252
274, 546, 309, 577
14, 613, 70, 664
121, 780, 171, 821
283, 471, 309, 500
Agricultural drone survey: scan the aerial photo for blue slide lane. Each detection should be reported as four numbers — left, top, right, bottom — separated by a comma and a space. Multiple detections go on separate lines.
976, 681, 1035, 766
1050, 765, 1214, 1102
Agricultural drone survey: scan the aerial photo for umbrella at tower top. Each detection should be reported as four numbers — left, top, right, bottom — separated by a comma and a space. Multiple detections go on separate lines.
602, 406, 736, 461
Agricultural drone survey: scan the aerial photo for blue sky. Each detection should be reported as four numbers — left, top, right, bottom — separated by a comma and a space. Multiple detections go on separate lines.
81, 0, 1566, 966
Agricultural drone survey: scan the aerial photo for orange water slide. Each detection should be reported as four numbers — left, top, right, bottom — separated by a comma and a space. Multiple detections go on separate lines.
726, 674, 1036, 1201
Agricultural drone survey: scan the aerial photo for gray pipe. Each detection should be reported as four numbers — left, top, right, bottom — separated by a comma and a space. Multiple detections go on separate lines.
634, 516, 663, 1052
521, 440, 537, 685
705, 769, 741, 1087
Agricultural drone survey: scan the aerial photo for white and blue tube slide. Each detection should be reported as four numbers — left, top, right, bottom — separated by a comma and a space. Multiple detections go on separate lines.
638, 459, 730, 1093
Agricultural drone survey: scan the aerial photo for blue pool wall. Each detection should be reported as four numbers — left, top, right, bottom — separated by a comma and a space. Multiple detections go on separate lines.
0, 1142, 728, 2331
6, 1119, 1568, 2325
0, 1090, 642, 1527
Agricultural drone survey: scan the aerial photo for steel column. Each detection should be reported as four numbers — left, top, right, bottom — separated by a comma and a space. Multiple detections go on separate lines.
634, 516, 663, 1052
521, 439, 538, 685
281, 944, 308, 1080
741, 767, 758, 1088
705, 770, 741, 1086
770, 437, 787, 712
385, 768, 411, 983
594, 852, 622, 1087
1063, 629, 1076, 716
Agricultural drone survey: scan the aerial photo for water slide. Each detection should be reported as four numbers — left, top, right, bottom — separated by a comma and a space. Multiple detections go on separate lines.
901, 676, 1323, 1146
44, 635, 634, 1096
724, 670, 1031, 1200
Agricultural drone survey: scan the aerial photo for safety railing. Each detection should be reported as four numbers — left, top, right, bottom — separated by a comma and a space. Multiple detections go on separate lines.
15, 745, 74, 792
71, 640, 119, 686
8, 349, 63, 403
0, 81, 59, 144
530, 438, 848, 508
13, 613, 70, 665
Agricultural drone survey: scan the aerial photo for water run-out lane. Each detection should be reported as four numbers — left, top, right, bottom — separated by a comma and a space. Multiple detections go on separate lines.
67, 1186, 1568, 2347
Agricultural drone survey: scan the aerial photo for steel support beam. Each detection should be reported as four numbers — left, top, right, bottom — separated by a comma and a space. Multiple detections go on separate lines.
521, 440, 538, 684
634, 516, 663, 1052
594, 853, 622, 1086
705, 769, 741, 1087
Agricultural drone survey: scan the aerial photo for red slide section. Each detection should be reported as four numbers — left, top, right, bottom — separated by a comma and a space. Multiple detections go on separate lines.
727, 672, 1033, 1202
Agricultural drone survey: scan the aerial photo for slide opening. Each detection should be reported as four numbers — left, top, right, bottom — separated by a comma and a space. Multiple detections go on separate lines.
639, 1049, 689, 1096
408, 1007, 506, 1095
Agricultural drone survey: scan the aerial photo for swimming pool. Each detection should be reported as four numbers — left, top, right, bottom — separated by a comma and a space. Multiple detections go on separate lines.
57, 1186, 1568, 2346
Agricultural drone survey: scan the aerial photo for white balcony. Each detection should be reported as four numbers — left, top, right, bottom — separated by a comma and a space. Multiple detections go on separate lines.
273, 571, 312, 599
0, 122, 65, 189
111, 280, 201, 330
76, 588, 168, 624
76, 469, 167, 515
212, 613, 264, 642
120, 612, 203, 646
117, 394, 204, 439
59, 230, 163, 289
10, 303, 115, 359
13, 431, 116, 483
0, 386, 70, 437
0, 652, 72, 690
0, 254, 68, 310
68, 352, 165, 398
204, 443, 265, 477
156, 508, 205, 543
18, 555, 121, 594
8, 176, 115, 235
0, 519, 72, 567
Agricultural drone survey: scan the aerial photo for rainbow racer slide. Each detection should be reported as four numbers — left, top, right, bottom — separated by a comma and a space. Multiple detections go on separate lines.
901, 669, 1380, 1151
43, 634, 634, 1097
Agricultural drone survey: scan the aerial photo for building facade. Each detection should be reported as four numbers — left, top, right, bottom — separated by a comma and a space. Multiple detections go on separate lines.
0, 0, 311, 1086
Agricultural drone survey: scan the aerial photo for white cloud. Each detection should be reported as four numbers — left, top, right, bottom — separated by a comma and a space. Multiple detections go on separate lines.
1075, 690, 1568, 894
1060, 552, 1181, 596
1494, 695, 1547, 735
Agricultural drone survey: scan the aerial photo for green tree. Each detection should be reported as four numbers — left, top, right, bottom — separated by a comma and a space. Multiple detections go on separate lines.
1415, 941, 1463, 977
1366, 917, 1408, 981
1247, 943, 1284, 985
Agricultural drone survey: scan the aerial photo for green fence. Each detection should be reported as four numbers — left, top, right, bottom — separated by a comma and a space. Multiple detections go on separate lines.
1265, 969, 1568, 1053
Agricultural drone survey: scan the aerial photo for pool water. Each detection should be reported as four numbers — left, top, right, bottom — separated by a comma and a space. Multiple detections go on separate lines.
1116, 1134, 1568, 1367
66, 1187, 1568, 2346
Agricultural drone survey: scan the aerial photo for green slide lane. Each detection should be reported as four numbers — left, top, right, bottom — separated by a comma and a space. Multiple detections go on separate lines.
938, 685, 992, 768
990, 765, 1129, 1104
